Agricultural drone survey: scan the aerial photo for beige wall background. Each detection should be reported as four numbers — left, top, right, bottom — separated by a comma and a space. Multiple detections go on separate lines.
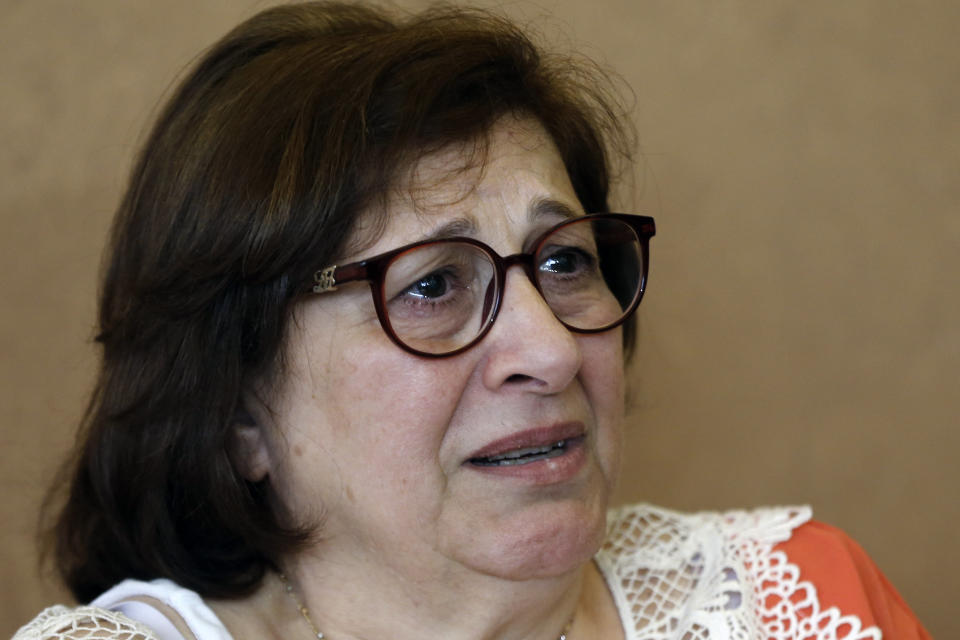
2, 1, 956, 637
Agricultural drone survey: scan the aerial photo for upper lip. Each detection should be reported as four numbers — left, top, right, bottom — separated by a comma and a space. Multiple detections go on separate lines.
466, 422, 586, 461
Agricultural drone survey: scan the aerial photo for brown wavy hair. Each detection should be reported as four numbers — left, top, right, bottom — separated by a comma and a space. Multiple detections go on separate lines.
44, 1, 633, 603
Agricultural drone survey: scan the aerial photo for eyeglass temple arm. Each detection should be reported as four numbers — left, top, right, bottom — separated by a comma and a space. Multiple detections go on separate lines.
313, 262, 369, 293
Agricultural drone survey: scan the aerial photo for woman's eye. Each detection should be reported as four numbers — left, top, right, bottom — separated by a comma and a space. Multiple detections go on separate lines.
540, 248, 592, 275
404, 271, 451, 299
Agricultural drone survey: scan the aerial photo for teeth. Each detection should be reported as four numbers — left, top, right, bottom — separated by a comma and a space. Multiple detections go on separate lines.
488, 443, 555, 462
472, 440, 567, 466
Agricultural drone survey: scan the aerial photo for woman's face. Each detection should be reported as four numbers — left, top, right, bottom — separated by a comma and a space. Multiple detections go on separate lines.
249, 118, 625, 584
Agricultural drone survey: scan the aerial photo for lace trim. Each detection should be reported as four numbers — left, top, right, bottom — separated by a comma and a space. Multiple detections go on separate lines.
596, 504, 883, 640
12, 605, 160, 640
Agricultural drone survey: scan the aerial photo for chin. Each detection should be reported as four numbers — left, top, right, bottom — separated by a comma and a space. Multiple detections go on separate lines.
440, 488, 610, 582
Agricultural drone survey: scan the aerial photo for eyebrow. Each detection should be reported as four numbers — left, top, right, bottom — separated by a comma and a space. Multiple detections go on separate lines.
529, 197, 581, 223
421, 216, 478, 242
417, 197, 580, 243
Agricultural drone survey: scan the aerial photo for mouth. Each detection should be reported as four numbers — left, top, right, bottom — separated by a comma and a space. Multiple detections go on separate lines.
468, 437, 583, 467
466, 423, 586, 468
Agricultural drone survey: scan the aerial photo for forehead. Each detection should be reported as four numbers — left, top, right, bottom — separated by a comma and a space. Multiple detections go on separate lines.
410, 118, 568, 201
346, 117, 581, 255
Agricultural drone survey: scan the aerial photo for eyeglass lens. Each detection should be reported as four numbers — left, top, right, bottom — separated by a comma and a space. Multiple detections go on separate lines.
381, 217, 644, 355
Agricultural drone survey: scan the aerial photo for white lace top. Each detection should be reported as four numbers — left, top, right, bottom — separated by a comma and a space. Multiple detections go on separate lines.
13, 504, 888, 640
596, 504, 883, 640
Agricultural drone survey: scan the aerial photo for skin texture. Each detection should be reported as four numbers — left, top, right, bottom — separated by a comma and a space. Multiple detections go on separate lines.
230, 117, 626, 640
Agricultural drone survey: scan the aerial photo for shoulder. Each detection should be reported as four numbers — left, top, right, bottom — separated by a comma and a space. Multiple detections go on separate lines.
91, 578, 230, 640
596, 503, 812, 639
773, 520, 932, 639
15, 579, 232, 640
12, 605, 159, 640
597, 502, 813, 581
597, 503, 930, 640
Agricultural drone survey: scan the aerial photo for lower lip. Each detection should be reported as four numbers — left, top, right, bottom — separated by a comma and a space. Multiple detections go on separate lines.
465, 436, 588, 484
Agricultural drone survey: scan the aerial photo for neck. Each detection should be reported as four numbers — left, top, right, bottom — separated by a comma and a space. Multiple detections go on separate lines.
279, 551, 589, 640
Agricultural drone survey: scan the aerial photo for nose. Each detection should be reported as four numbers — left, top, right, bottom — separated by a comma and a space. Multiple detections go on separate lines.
480, 266, 582, 393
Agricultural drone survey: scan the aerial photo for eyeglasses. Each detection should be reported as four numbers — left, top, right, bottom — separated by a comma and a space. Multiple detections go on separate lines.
312, 213, 656, 357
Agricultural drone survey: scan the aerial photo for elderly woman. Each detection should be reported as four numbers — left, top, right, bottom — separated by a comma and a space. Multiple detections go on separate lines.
16, 3, 928, 640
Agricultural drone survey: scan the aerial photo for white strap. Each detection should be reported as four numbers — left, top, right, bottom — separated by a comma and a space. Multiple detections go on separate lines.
110, 601, 189, 640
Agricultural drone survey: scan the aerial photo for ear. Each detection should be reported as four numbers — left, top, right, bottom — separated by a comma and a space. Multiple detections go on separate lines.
227, 404, 272, 482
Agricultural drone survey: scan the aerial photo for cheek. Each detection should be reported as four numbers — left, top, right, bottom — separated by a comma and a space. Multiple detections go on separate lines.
582, 328, 625, 404
331, 355, 476, 529
297, 302, 466, 436
580, 331, 626, 479
274, 320, 476, 526
327, 335, 474, 469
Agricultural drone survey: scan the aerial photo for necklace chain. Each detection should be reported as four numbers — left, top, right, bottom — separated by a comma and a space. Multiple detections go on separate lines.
280, 573, 325, 639
278, 572, 573, 640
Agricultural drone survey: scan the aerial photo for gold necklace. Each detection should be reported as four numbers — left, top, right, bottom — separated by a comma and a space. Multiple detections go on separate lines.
278, 572, 574, 640
279, 573, 324, 639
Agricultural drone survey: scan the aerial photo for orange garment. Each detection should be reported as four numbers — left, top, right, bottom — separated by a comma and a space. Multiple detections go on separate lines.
774, 521, 931, 639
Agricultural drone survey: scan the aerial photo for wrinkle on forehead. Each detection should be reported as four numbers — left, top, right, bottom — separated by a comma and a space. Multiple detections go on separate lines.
342, 116, 562, 257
